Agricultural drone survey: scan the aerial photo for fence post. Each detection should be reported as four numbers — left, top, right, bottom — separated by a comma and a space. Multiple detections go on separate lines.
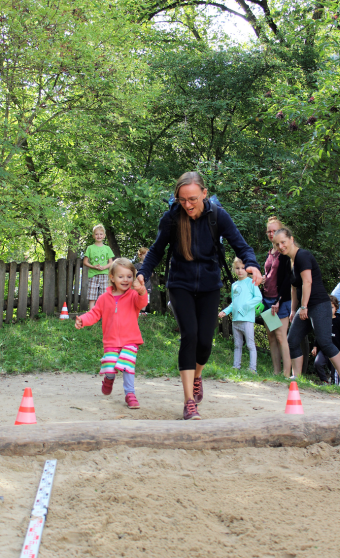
73, 258, 81, 312
5, 262, 17, 323
149, 272, 162, 314
30, 262, 41, 317
57, 259, 67, 312
17, 262, 29, 319
79, 263, 88, 311
67, 259, 74, 310
0, 261, 5, 326
221, 316, 230, 339
43, 261, 56, 315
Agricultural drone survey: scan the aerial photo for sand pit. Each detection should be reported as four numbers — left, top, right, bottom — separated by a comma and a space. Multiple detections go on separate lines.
1, 444, 340, 558
1, 374, 340, 557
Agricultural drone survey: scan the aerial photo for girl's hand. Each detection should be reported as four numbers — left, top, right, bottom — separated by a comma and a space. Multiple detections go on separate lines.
299, 308, 308, 320
311, 347, 317, 357
246, 267, 262, 286
289, 310, 296, 323
218, 311, 226, 318
75, 316, 83, 329
133, 277, 146, 295
271, 302, 279, 315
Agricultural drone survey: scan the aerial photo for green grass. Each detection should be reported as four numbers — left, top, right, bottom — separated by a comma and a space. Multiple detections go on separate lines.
1, 314, 340, 394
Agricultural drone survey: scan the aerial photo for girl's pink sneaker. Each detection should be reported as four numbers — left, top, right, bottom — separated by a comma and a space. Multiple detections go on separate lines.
125, 393, 140, 409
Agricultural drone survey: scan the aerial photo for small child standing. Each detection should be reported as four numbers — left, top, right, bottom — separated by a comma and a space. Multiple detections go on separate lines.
75, 258, 148, 408
83, 224, 114, 310
218, 257, 262, 373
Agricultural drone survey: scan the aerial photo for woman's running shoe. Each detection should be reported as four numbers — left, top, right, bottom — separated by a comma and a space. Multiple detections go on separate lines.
193, 376, 203, 404
183, 398, 201, 420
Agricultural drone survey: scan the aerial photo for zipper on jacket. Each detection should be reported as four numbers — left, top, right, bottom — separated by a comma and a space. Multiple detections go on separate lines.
115, 300, 118, 313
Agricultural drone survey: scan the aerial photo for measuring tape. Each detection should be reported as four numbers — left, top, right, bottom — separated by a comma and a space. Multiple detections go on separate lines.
20, 459, 57, 558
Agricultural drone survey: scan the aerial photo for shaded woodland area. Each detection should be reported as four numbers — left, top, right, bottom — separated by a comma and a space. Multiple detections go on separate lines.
1, 0, 340, 289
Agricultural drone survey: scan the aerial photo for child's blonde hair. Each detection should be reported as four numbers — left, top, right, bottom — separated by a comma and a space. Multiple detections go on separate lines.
108, 258, 136, 290
93, 224, 106, 235
232, 257, 246, 272
137, 247, 148, 260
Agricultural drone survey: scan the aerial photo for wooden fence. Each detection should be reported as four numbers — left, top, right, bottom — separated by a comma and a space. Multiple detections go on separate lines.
0, 259, 164, 326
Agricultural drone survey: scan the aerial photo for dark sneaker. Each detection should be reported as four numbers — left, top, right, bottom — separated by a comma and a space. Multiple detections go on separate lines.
102, 376, 114, 395
193, 376, 203, 404
183, 398, 201, 420
125, 393, 140, 409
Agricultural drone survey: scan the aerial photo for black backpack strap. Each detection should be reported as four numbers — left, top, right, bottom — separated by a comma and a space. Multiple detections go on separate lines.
208, 204, 234, 287
165, 215, 177, 283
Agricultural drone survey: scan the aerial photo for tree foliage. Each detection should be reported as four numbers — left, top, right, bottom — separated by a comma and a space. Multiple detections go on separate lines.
0, 0, 339, 289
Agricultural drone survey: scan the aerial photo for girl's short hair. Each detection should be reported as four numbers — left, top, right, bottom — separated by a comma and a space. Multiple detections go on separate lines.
232, 257, 245, 271
93, 224, 106, 234
108, 258, 136, 290
138, 247, 148, 259
267, 215, 283, 228
330, 295, 339, 310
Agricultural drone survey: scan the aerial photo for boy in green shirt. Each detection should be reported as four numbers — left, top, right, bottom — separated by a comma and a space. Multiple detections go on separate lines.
83, 224, 114, 309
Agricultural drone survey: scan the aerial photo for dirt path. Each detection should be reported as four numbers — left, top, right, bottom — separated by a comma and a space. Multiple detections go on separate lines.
1, 373, 340, 424
1, 374, 340, 558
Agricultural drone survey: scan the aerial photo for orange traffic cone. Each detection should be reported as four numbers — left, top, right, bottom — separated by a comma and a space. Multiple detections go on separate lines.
15, 387, 37, 425
285, 381, 304, 415
60, 302, 69, 320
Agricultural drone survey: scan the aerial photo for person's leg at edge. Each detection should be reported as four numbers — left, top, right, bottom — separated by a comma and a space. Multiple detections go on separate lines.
288, 309, 312, 377
314, 351, 330, 383
265, 323, 281, 375
273, 317, 291, 377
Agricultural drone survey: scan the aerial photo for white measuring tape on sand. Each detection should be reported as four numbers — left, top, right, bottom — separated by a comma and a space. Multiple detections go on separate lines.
20, 459, 57, 558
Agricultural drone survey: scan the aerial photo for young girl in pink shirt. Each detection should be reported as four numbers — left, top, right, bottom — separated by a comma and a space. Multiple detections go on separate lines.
75, 258, 148, 409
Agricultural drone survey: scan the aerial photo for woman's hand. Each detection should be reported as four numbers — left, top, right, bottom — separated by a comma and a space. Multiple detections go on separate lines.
261, 275, 266, 285
299, 308, 308, 320
75, 316, 83, 329
218, 311, 226, 318
289, 310, 296, 323
246, 267, 262, 286
133, 275, 146, 295
271, 302, 279, 316
311, 346, 317, 357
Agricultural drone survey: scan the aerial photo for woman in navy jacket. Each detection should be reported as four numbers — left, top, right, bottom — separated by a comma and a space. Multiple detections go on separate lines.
136, 172, 261, 420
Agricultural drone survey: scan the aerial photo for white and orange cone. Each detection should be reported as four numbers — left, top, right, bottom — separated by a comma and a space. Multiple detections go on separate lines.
15, 387, 37, 425
285, 381, 304, 415
60, 302, 69, 320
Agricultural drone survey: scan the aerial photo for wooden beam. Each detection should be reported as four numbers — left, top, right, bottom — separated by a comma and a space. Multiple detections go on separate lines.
1, 413, 339, 456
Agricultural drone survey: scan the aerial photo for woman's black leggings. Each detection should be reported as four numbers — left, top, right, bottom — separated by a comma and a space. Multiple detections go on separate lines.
169, 288, 220, 370
288, 300, 339, 360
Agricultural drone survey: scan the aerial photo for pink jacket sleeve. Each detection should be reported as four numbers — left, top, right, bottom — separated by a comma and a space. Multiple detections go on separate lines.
80, 299, 103, 327
134, 290, 149, 310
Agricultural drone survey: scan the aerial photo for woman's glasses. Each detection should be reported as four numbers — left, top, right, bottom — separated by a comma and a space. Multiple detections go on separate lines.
175, 193, 203, 205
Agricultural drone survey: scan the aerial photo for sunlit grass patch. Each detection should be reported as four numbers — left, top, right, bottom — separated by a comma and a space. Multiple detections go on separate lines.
0, 314, 339, 394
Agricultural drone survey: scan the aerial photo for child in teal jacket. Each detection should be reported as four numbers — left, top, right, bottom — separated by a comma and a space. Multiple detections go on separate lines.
219, 258, 262, 372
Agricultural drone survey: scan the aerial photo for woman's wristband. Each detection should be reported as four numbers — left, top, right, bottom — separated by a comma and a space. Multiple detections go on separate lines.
300, 306, 307, 310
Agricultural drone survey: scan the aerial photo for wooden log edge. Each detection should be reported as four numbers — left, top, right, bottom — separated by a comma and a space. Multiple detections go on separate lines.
1, 413, 340, 456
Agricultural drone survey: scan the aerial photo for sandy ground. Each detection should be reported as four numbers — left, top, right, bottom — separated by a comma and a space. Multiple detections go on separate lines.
1, 374, 340, 557
1, 372, 340, 423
